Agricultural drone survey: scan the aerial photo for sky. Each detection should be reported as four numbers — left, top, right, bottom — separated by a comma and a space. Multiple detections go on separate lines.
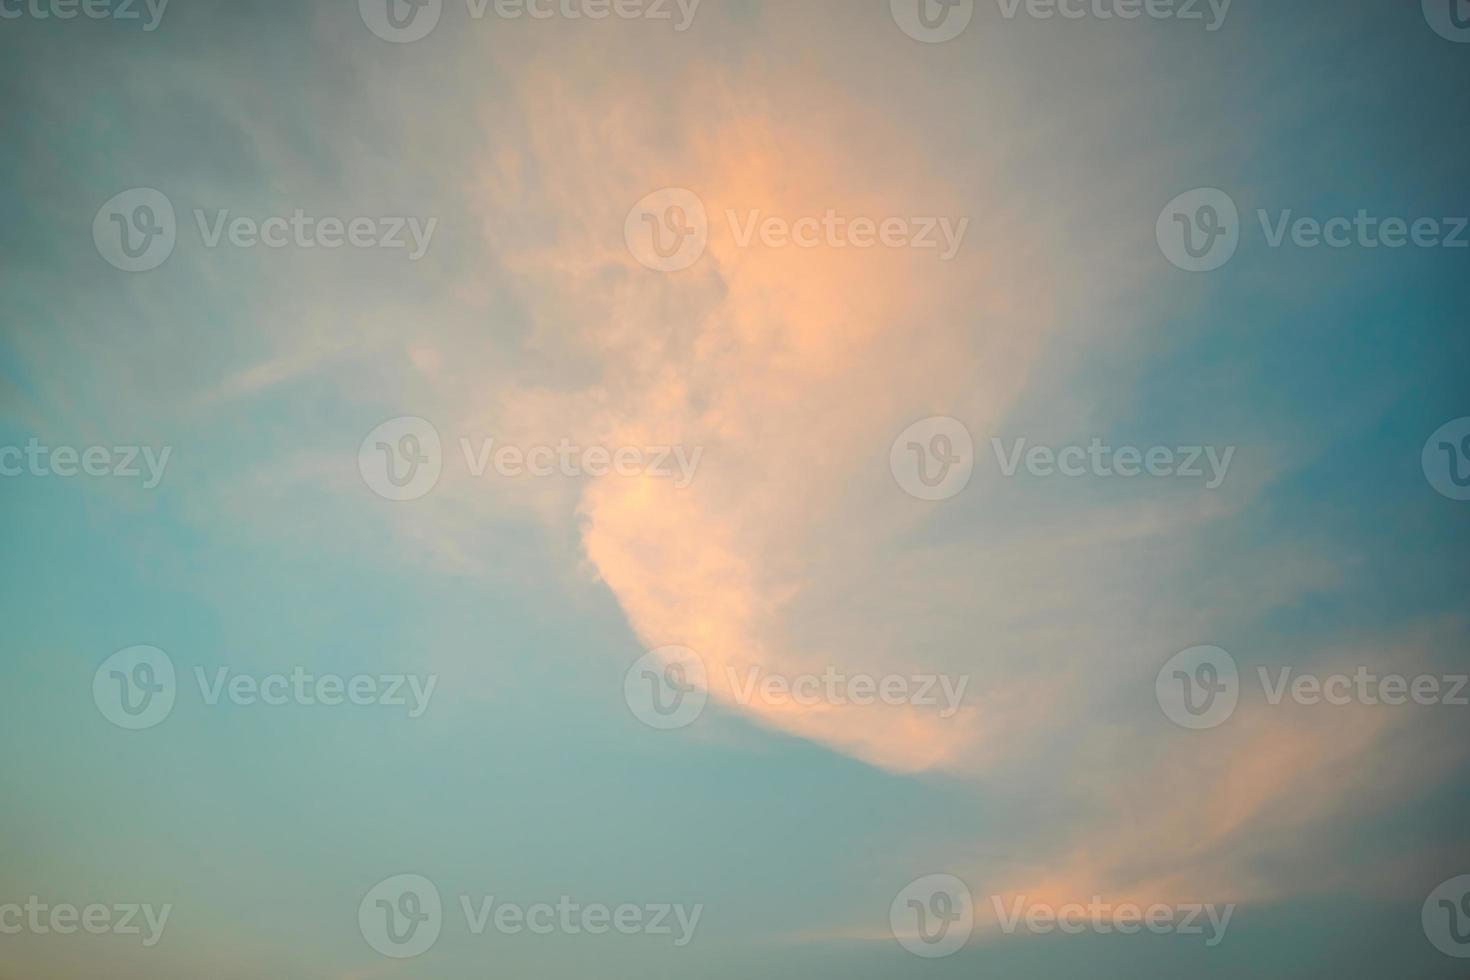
1, 0, 1469, 976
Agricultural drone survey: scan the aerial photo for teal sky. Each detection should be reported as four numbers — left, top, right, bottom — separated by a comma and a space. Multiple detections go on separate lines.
2, 0, 1469, 977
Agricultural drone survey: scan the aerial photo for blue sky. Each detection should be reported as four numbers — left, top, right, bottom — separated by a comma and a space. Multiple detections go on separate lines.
2, 0, 1468, 976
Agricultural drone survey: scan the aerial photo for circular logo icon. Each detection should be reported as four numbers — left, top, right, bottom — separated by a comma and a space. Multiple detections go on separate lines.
624, 646, 708, 730
93, 645, 176, 730
93, 188, 176, 273
1156, 645, 1239, 730
359, 874, 443, 958
359, 417, 443, 502
1424, 0, 1470, 42
359, 0, 442, 42
891, 0, 974, 43
890, 874, 974, 958
1422, 417, 1470, 501
1156, 188, 1240, 273
625, 189, 708, 272
890, 416, 974, 501
1423, 874, 1470, 958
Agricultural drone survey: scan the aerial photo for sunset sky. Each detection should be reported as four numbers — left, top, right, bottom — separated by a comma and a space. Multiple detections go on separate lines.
2, 0, 1468, 976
